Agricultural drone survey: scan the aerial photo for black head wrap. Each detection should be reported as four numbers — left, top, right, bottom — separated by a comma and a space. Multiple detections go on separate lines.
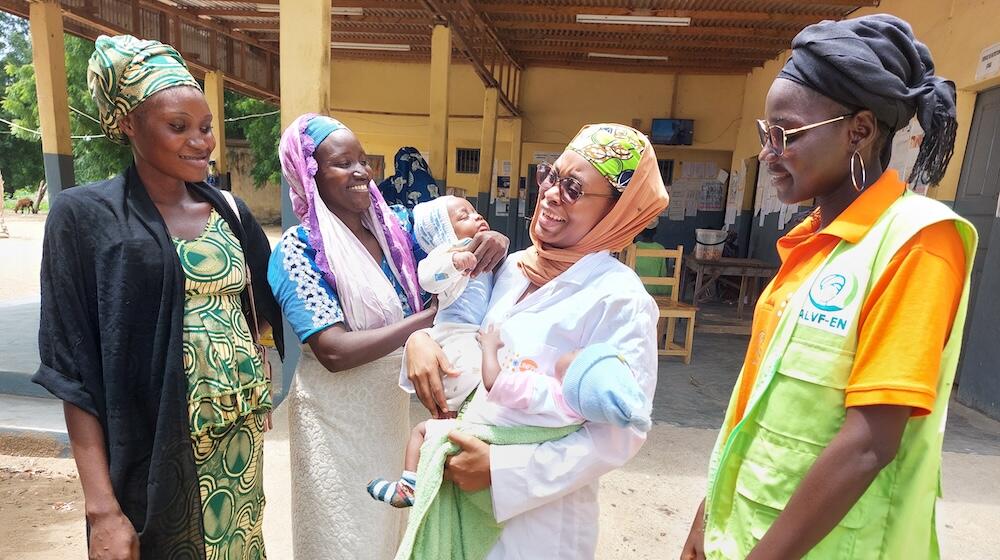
777, 14, 957, 186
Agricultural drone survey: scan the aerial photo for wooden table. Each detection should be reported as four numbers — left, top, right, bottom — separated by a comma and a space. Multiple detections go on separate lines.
683, 257, 778, 320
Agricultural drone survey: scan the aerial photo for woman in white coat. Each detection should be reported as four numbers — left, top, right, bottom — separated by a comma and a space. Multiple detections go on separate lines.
405, 123, 669, 559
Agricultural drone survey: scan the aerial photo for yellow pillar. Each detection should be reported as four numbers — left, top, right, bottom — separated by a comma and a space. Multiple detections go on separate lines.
508, 117, 523, 201
29, 0, 74, 195
476, 88, 499, 213
203, 70, 227, 176
429, 25, 451, 186
508, 116, 523, 231
278, 0, 331, 388
280, 0, 330, 130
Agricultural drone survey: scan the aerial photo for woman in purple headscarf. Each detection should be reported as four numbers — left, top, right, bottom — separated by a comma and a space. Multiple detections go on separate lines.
267, 114, 506, 559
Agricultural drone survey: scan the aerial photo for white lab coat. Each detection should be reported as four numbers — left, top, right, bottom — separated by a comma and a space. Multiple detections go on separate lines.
478, 250, 658, 559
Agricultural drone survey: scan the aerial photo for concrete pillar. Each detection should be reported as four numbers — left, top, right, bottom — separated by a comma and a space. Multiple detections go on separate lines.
29, 1, 74, 196
278, 0, 331, 397
279, 0, 330, 227
203, 70, 227, 175
476, 87, 498, 214
279, 0, 331, 130
508, 116, 523, 235
429, 25, 451, 187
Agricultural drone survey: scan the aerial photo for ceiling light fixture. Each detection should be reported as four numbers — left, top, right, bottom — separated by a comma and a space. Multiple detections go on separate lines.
576, 14, 691, 26
331, 41, 411, 52
257, 5, 361, 15
332, 7, 364, 16
588, 52, 670, 61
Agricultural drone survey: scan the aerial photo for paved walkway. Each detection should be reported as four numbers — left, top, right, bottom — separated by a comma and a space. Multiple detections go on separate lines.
0, 301, 45, 398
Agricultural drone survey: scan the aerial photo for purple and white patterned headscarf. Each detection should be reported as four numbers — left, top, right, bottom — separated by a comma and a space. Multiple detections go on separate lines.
279, 113, 422, 330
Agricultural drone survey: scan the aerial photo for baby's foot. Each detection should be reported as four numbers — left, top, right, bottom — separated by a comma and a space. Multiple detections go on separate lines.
366, 471, 417, 508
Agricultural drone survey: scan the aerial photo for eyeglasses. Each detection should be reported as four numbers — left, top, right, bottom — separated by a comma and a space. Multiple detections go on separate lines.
756, 114, 854, 156
536, 161, 616, 205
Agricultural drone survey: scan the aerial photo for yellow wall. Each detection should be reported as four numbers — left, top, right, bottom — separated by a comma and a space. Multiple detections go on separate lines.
228, 145, 281, 224
729, 0, 1000, 203
328, 59, 747, 194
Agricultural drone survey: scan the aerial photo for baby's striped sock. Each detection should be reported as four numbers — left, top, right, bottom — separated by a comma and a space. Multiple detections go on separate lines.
366, 470, 417, 508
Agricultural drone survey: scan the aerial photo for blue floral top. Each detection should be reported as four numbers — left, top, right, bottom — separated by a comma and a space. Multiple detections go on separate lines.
267, 206, 426, 342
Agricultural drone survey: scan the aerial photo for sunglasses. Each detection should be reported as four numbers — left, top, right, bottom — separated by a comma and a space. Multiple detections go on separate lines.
536, 161, 616, 205
756, 114, 854, 156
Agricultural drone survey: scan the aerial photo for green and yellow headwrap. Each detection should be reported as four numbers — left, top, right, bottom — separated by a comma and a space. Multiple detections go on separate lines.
87, 34, 201, 145
568, 123, 647, 192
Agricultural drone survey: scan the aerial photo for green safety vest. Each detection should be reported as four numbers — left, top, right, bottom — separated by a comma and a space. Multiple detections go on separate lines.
704, 190, 978, 559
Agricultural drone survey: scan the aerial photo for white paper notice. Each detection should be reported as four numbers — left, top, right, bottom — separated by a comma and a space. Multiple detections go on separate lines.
668, 188, 687, 220
686, 193, 699, 217
699, 181, 726, 212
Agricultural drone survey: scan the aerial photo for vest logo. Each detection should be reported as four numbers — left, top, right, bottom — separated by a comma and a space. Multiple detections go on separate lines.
799, 272, 859, 333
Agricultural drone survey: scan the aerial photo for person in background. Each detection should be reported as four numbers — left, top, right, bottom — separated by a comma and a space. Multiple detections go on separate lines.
379, 146, 440, 209
681, 14, 977, 560
34, 35, 283, 559
633, 220, 671, 297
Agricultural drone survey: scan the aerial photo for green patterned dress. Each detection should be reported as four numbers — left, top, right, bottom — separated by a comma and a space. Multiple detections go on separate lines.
173, 210, 271, 560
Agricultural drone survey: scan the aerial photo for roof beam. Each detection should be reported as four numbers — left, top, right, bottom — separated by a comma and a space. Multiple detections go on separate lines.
518, 58, 749, 75
481, 4, 844, 24
491, 20, 797, 40
502, 33, 783, 52
421, 0, 520, 115
508, 43, 769, 62
136, 1, 276, 54
0, 0, 278, 100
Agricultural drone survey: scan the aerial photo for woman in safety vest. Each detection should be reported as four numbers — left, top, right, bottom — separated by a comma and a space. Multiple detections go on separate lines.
681, 14, 978, 560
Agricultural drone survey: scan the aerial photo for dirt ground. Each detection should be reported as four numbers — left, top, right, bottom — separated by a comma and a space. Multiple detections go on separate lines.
0, 421, 707, 560
4, 412, 1000, 559
0, 456, 85, 558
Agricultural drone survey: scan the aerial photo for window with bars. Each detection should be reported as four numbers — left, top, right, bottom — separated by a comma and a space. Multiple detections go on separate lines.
657, 159, 675, 185
456, 148, 481, 174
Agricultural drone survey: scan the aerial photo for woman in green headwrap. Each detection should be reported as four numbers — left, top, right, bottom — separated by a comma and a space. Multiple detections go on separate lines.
33, 34, 283, 560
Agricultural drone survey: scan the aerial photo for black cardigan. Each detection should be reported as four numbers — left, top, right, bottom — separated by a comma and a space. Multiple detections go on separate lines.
33, 166, 284, 558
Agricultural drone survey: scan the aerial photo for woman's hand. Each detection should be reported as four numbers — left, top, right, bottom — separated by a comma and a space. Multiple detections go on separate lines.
467, 230, 509, 277
88, 508, 140, 560
405, 331, 460, 418
444, 431, 492, 492
680, 499, 707, 560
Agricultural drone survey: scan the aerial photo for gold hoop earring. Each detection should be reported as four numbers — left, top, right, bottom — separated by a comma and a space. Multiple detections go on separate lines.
850, 150, 867, 192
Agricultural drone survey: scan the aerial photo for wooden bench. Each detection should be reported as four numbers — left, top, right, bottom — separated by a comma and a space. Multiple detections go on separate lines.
623, 244, 698, 364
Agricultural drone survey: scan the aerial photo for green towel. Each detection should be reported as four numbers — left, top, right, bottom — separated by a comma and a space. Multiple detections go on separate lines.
394, 421, 581, 560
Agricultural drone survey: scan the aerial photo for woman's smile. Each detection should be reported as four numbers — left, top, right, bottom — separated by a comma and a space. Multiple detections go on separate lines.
537, 205, 567, 230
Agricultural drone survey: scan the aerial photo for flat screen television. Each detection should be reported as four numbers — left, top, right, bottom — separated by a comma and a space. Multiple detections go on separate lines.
650, 118, 694, 145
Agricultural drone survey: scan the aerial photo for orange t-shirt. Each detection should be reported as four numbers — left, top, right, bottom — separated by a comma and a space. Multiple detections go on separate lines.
732, 172, 967, 423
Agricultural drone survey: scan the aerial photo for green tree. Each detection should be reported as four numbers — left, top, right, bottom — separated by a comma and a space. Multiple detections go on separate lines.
0, 12, 44, 196
2, 23, 130, 185
224, 90, 280, 188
